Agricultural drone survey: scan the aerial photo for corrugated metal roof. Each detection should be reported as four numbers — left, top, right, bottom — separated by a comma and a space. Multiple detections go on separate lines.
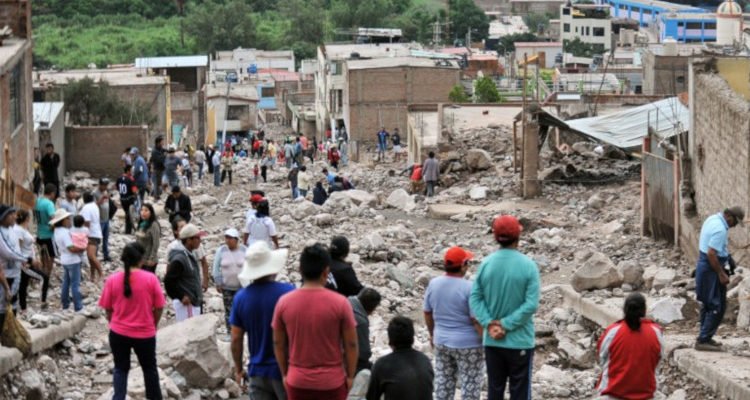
33, 102, 64, 131
550, 97, 688, 149
135, 55, 208, 68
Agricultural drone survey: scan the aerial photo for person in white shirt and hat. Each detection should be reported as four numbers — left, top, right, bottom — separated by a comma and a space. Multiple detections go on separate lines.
230, 241, 292, 399
212, 228, 247, 334
50, 208, 86, 311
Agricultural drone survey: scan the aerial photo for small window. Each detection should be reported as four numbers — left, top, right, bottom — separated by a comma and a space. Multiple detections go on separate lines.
261, 87, 274, 98
563, 23, 570, 32
586, 26, 590, 36
678, 22, 685, 27
9, 62, 22, 133
705, 22, 716, 29
686, 22, 701, 29
676, 76, 685, 83
563, 7, 571, 15
227, 105, 247, 120
632, 6, 639, 12
593, 27, 605, 36
643, 8, 651, 15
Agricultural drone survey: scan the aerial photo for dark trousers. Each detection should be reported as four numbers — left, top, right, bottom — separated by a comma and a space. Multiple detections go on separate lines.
19, 268, 49, 310
696, 252, 727, 343
485, 347, 534, 400
122, 198, 135, 234
110, 330, 162, 400
261, 166, 268, 182
222, 170, 233, 184
101, 221, 111, 260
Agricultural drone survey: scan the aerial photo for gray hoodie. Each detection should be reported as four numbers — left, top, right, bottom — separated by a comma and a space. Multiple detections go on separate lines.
164, 242, 202, 305
349, 296, 372, 371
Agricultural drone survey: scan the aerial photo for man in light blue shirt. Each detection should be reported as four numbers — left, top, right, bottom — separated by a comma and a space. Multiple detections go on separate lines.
695, 207, 744, 351
470, 215, 539, 400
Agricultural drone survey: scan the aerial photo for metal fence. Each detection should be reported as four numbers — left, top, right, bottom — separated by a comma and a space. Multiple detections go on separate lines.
641, 136, 679, 243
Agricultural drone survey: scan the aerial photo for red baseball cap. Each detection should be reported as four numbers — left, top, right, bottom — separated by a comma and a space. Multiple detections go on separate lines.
444, 246, 475, 267
492, 215, 522, 241
250, 194, 264, 203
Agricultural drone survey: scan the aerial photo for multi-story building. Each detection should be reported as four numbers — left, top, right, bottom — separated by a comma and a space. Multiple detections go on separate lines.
314, 42, 420, 135
0, 0, 35, 187
560, 3, 613, 53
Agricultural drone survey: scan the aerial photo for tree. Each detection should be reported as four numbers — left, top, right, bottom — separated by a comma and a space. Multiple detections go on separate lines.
563, 38, 605, 57
54, 78, 155, 126
279, 0, 328, 44
497, 32, 539, 53
523, 12, 555, 35
394, 8, 436, 44
330, 0, 392, 29
474, 76, 502, 103
448, 0, 489, 43
185, 0, 256, 54
448, 85, 469, 103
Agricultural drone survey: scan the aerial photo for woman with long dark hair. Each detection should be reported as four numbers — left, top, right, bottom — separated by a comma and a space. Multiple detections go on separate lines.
243, 200, 279, 249
135, 203, 160, 273
99, 242, 166, 400
596, 292, 663, 399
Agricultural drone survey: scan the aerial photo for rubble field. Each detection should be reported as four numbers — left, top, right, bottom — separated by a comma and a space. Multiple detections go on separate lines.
1, 123, 745, 400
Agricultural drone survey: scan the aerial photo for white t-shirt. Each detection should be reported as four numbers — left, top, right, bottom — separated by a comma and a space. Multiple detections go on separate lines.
244, 209, 257, 228
54, 227, 82, 265
12, 225, 35, 258
80, 203, 103, 239
244, 216, 277, 247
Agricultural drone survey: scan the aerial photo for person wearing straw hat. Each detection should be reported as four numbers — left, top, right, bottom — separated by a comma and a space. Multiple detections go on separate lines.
50, 208, 86, 312
230, 241, 292, 399
212, 228, 247, 334
164, 223, 206, 322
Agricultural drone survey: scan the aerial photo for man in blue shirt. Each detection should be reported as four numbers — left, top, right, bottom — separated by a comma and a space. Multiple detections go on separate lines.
695, 207, 744, 351
376, 127, 389, 162
231, 242, 293, 399
470, 215, 539, 400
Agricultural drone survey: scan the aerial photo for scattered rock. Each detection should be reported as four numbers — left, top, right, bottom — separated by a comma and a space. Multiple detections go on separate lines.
617, 261, 644, 288
344, 190, 378, 208
314, 213, 334, 226
652, 268, 677, 290
465, 149, 493, 171
469, 186, 488, 200
386, 189, 416, 212
649, 297, 685, 324
571, 252, 623, 292
586, 194, 605, 210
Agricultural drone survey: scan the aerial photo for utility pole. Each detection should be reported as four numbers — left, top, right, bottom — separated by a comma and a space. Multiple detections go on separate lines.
466, 27, 471, 48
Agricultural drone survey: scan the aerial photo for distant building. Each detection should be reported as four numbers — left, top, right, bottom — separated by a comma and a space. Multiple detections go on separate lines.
0, 1, 37, 187
315, 42, 421, 135
603, 0, 703, 27
135, 55, 208, 145
603, 0, 719, 43
641, 42, 704, 95
211, 48, 296, 81
514, 42, 563, 68
716, 0, 743, 46
510, 0, 566, 16
205, 83, 259, 146
343, 57, 460, 146
560, 3, 613, 53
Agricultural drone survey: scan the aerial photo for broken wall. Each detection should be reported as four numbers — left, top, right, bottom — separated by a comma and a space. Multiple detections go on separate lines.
65, 126, 148, 179
691, 72, 750, 257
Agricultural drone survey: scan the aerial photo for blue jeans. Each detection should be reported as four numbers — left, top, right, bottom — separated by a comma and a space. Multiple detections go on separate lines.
197, 162, 204, 180
426, 180, 436, 197
299, 189, 308, 198
696, 252, 727, 343
110, 330, 162, 400
291, 186, 299, 199
100, 221, 110, 260
61, 263, 82, 311
214, 168, 221, 186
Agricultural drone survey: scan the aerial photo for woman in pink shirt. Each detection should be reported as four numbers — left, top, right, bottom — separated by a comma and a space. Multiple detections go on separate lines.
99, 242, 166, 400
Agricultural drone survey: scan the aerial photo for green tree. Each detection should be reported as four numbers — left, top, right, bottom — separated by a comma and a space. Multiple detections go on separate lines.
330, 0, 393, 29
474, 76, 502, 103
448, 85, 469, 102
185, 0, 256, 54
497, 32, 539, 53
279, 0, 328, 44
563, 38, 605, 57
394, 8, 436, 43
523, 12, 555, 35
53, 78, 155, 126
448, 0, 489, 43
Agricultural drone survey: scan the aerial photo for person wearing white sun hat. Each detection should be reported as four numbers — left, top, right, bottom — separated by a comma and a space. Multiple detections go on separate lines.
230, 241, 292, 399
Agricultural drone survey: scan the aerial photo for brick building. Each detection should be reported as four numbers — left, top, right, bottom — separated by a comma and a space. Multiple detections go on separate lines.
687, 57, 750, 258
0, 0, 35, 186
65, 126, 149, 179
343, 57, 460, 146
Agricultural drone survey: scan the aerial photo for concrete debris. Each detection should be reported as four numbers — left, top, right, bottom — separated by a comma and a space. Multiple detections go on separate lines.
617, 260, 644, 288
571, 252, 623, 292
464, 149, 493, 171
468, 186, 489, 200
343, 190, 378, 208
386, 189, 416, 212
649, 297, 686, 324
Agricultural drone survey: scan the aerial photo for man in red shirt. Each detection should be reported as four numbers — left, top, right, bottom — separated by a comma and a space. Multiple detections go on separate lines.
596, 292, 664, 399
272, 244, 359, 400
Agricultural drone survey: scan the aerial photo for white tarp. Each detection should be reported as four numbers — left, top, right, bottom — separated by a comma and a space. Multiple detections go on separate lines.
564, 97, 688, 149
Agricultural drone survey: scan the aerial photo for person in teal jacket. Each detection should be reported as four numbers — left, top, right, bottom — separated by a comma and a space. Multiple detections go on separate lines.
470, 214, 540, 400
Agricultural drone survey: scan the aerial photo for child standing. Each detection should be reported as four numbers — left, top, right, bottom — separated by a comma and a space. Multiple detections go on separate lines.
71, 215, 90, 270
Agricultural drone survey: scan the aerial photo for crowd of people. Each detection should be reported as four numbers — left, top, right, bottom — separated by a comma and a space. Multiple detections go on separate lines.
2, 132, 737, 400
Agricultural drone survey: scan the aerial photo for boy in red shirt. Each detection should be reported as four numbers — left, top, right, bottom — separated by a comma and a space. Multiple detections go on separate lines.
596, 292, 664, 400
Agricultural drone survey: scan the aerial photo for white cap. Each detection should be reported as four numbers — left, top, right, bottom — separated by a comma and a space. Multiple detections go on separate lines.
224, 228, 240, 239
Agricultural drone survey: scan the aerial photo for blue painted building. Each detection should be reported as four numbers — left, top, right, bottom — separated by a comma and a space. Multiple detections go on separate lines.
600, 0, 717, 42
257, 83, 276, 110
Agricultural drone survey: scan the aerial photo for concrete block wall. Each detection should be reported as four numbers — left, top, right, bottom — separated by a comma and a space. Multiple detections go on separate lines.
692, 73, 750, 255
65, 126, 148, 180
0, 45, 35, 186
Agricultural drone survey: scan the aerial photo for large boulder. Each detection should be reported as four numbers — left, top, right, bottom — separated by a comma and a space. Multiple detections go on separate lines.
325, 192, 355, 211
571, 252, 623, 292
386, 189, 416, 212
648, 297, 685, 324
652, 268, 677, 290
291, 201, 319, 220
465, 149, 493, 171
156, 314, 230, 389
193, 194, 219, 207
343, 190, 378, 208
617, 260, 644, 288
359, 233, 386, 251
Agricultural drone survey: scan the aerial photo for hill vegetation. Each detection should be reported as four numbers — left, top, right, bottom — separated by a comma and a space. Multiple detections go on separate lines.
32, 0, 490, 69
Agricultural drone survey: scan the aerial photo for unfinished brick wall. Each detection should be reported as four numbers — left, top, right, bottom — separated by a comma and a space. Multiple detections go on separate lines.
0, 43, 34, 186
692, 72, 750, 250
65, 126, 148, 179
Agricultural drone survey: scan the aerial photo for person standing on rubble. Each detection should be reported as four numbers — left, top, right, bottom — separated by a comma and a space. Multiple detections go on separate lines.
595, 292, 663, 399
40, 143, 61, 198
150, 136, 167, 201
164, 223, 206, 321
212, 228, 246, 335
422, 152, 440, 197
376, 127, 389, 162
470, 215, 540, 400
694, 207, 744, 351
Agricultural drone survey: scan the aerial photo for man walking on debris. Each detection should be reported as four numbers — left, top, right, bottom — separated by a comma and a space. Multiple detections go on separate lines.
131, 148, 149, 202
422, 152, 440, 197
694, 207, 744, 351
150, 136, 166, 200
165, 223, 206, 321
470, 215, 540, 400
349, 287, 382, 372
117, 166, 138, 235
376, 127, 389, 162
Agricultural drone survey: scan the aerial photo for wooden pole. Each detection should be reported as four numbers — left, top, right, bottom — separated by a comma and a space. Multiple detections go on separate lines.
640, 136, 650, 237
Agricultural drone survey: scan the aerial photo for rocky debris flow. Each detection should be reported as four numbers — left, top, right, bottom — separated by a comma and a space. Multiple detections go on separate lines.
571, 252, 624, 292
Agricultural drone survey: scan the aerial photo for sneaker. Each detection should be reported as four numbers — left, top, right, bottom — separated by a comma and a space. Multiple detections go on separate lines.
708, 339, 723, 347
694, 341, 723, 352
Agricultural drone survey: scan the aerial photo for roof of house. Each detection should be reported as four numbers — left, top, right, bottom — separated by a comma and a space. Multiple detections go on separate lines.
33, 102, 64, 131
515, 42, 563, 48
205, 83, 260, 101
34, 67, 169, 87
0, 38, 30, 76
323, 43, 421, 60
135, 55, 208, 69
345, 56, 458, 70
